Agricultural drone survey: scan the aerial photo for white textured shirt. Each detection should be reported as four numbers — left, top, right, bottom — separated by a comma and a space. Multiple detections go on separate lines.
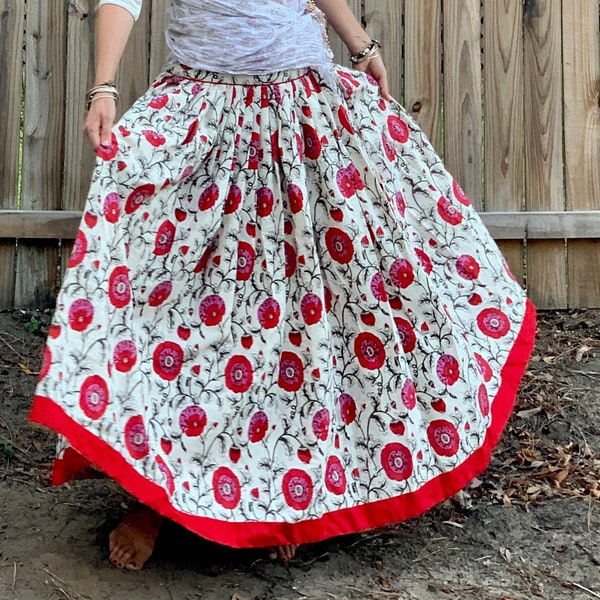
97, 0, 334, 81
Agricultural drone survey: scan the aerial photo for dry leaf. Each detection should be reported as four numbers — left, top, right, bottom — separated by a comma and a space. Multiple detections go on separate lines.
516, 407, 542, 419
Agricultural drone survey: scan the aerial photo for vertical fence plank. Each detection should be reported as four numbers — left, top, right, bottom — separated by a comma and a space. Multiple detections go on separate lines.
149, 0, 171, 80
563, 0, 600, 308
443, 0, 483, 210
483, 0, 524, 283
0, 0, 25, 308
523, 0, 566, 309
404, 0, 442, 151
17, 1, 66, 308
364, 0, 403, 103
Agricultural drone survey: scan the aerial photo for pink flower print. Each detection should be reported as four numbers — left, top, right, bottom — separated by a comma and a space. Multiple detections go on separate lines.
257, 297, 281, 329
389, 259, 415, 289
437, 354, 460, 386
148, 281, 172, 307
179, 406, 207, 437
79, 375, 109, 420
236, 241, 255, 281
456, 255, 481, 280
300, 293, 323, 326
68, 299, 94, 332
124, 415, 149, 460
113, 340, 137, 373
248, 411, 269, 443
225, 355, 253, 393
381, 443, 413, 481
152, 341, 184, 381
312, 408, 330, 441
103, 192, 121, 223
154, 220, 176, 256
199, 294, 226, 326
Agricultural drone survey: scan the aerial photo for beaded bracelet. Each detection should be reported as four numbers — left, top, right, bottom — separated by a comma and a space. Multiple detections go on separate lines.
350, 39, 382, 65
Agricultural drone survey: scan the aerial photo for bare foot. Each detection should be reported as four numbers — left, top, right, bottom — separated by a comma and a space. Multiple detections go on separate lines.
267, 544, 299, 562
108, 505, 164, 570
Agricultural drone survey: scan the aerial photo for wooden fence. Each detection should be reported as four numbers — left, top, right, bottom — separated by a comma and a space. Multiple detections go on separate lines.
0, 0, 599, 309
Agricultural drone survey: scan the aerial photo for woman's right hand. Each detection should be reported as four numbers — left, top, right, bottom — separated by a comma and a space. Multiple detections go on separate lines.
84, 97, 117, 149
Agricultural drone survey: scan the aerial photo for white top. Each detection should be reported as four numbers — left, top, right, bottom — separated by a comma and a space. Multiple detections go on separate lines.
97, 0, 334, 81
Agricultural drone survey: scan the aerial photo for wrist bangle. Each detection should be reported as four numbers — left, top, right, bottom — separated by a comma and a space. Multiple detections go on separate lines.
86, 82, 120, 111
350, 39, 381, 65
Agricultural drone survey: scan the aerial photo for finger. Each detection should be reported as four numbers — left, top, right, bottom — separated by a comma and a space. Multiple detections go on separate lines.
100, 113, 114, 148
379, 73, 392, 101
84, 115, 101, 149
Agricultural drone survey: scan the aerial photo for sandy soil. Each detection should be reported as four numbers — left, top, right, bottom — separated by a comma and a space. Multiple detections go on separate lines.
0, 309, 599, 600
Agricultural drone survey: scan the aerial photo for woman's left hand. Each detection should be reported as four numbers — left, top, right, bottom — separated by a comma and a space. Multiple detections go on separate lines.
354, 55, 393, 101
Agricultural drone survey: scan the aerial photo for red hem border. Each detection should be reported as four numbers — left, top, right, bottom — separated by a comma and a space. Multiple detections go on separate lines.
29, 299, 536, 548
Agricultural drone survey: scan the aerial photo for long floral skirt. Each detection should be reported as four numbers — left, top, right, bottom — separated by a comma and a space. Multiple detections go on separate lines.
31, 65, 536, 548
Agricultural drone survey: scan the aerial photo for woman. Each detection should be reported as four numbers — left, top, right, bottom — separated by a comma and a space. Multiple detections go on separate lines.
31, 0, 536, 570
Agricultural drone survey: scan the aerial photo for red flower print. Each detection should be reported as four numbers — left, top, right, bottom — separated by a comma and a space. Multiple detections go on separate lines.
325, 455, 347, 495
437, 354, 460, 386
437, 196, 463, 225
339, 393, 356, 425
401, 379, 417, 410
478, 384, 490, 417
256, 187, 274, 217
225, 355, 253, 393
248, 132, 263, 169
237, 241, 256, 281
182, 118, 199, 145
285, 241, 297, 277
287, 184, 304, 214
152, 341, 184, 381
302, 123, 322, 160
456, 255, 480, 280
452, 179, 471, 206
477, 308, 511, 339
113, 340, 137, 373
257, 297, 281, 329
148, 281, 172, 307
212, 467, 241, 510
336, 164, 364, 198
382, 134, 397, 161
394, 317, 416, 353
108, 266, 131, 308
68, 230, 88, 268
282, 469, 313, 511
199, 294, 226, 326
389, 421, 405, 436
199, 183, 219, 211
179, 405, 207, 437
103, 192, 121, 223
39, 346, 52, 380
154, 220, 176, 256
395, 192, 406, 217
381, 442, 413, 481
68, 299, 94, 331
79, 375, 109, 420
248, 411, 268, 443
427, 420, 460, 457
301, 293, 323, 326
387, 115, 409, 143
278, 351, 304, 392
370, 272, 388, 302
325, 227, 354, 264
469, 293, 483, 306
354, 332, 386, 370
337, 105, 354, 133
415, 248, 433, 274
124, 415, 149, 460
155, 455, 175, 495
142, 129, 166, 147
312, 408, 330, 441
149, 94, 168, 109
97, 133, 118, 160
224, 184, 242, 214
125, 183, 155, 214
474, 353, 493, 382
389, 258, 415, 289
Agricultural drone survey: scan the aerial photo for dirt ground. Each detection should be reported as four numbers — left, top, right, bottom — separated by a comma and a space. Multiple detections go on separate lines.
0, 309, 599, 600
